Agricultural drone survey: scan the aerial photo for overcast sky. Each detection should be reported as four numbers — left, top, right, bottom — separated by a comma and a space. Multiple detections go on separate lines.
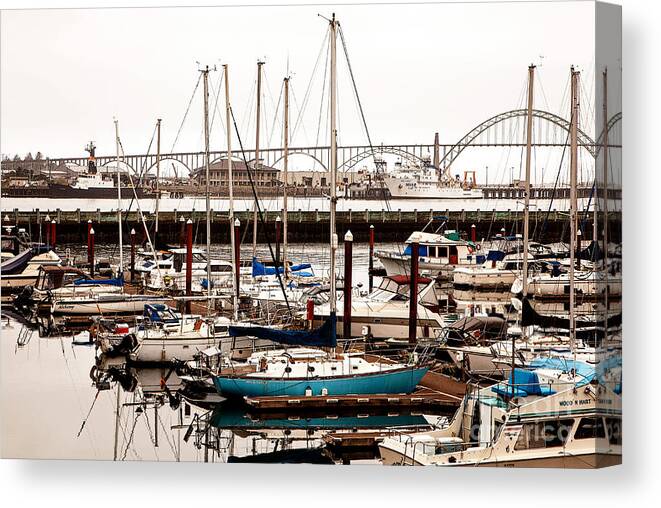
1, 1, 618, 182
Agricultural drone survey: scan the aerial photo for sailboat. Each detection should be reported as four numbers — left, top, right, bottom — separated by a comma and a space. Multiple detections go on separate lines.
49, 119, 168, 315
211, 14, 428, 399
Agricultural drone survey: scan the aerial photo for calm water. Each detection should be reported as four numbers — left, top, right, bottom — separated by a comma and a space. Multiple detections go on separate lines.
0, 241, 441, 463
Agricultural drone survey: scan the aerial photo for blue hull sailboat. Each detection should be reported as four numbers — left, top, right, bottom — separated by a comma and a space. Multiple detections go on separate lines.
210, 317, 429, 398
213, 365, 429, 398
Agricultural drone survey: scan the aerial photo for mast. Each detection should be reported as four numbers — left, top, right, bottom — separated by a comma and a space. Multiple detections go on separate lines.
224, 63, 238, 321
569, 67, 580, 363
114, 119, 124, 275
522, 64, 535, 299
155, 118, 162, 245
329, 14, 339, 327
283, 76, 290, 278
252, 60, 265, 260
602, 68, 609, 344
512, 64, 534, 396
202, 66, 212, 313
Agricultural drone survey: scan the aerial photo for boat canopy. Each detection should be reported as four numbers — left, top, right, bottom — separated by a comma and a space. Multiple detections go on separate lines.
229, 316, 337, 348
491, 368, 556, 399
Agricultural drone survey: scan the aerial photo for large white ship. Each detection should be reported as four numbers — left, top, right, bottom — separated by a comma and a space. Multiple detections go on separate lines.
381, 160, 483, 199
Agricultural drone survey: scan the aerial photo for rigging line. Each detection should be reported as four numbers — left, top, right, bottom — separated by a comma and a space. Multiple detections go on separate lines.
230, 106, 292, 315
76, 389, 101, 438
316, 42, 330, 147
209, 71, 226, 139
171, 73, 202, 153
292, 30, 329, 141
121, 409, 142, 461
267, 79, 285, 149
290, 86, 313, 150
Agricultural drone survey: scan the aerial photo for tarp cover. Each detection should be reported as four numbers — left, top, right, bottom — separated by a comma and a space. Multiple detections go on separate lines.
252, 258, 312, 277
74, 274, 124, 286
229, 316, 337, 348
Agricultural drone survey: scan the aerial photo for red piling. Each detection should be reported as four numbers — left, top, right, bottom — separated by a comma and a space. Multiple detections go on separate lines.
343, 230, 353, 339
234, 218, 241, 304
50, 220, 57, 249
185, 219, 193, 314
368, 224, 375, 292
130, 228, 136, 283
89, 228, 95, 278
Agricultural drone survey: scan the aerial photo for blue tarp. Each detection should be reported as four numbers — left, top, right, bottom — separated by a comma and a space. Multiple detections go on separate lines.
252, 258, 313, 277
74, 274, 124, 286
228, 315, 337, 348
486, 250, 506, 261
403, 245, 428, 257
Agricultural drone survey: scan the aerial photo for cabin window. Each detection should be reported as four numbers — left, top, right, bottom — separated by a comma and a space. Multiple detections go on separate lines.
605, 417, 622, 445
438, 246, 448, 258
514, 419, 574, 450
574, 417, 606, 439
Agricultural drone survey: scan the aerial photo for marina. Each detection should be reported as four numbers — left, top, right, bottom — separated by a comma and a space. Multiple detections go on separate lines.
1, 4, 621, 470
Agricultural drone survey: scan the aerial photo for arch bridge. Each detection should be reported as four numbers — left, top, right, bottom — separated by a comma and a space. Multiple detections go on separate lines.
43, 109, 621, 180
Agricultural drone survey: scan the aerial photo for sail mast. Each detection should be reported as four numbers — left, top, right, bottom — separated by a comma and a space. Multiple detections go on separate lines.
329, 14, 338, 326
283, 76, 290, 278
513, 64, 535, 396
114, 118, 124, 275
602, 68, 609, 345
224, 63, 238, 321
522, 64, 535, 300
569, 67, 580, 364
252, 60, 265, 260
155, 118, 161, 246
202, 66, 212, 314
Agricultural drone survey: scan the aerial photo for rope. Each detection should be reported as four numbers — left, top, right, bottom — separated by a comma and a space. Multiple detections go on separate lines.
229, 106, 292, 315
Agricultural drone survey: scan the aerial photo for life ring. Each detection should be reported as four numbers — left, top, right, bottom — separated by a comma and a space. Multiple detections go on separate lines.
476, 244, 482, 251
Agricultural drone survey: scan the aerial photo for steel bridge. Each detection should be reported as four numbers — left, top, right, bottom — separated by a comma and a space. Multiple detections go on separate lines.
42, 109, 622, 178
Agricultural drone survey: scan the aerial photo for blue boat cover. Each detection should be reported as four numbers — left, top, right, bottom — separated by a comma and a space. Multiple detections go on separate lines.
252, 257, 313, 276
486, 250, 506, 261
229, 315, 337, 348
403, 245, 428, 257
74, 274, 124, 286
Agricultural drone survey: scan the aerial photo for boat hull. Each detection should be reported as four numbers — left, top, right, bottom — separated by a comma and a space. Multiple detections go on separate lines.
52, 296, 169, 315
213, 367, 429, 398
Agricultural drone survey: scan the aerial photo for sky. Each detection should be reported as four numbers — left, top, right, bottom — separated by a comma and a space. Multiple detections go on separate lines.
0, 1, 616, 183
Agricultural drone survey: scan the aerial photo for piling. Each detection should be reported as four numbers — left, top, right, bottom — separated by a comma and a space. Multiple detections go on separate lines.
89, 228, 95, 278
408, 236, 420, 344
343, 230, 353, 339
275, 215, 282, 267
368, 224, 375, 292
130, 228, 136, 282
50, 220, 57, 249
471, 223, 476, 243
179, 216, 186, 248
45, 214, 51, 246
185, 219, 193, 314
234, 218, 241, 302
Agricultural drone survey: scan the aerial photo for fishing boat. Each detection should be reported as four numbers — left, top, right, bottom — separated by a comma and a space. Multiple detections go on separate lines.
453, 251, 535, 290
378, 358, 621, 467
376, 229, 480, 279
